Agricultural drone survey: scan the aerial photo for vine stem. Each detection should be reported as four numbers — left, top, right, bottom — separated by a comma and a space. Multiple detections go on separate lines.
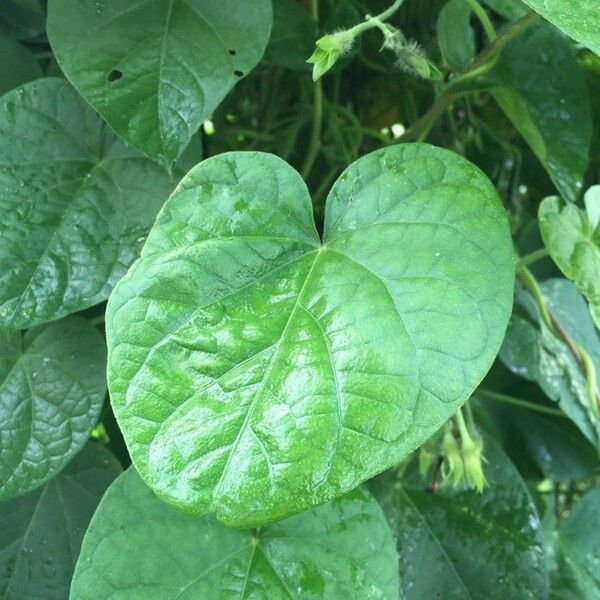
518, 247, 549, 267
301, 0, 324, 180
398, 10, 538, 143
347, 0, 406, 37
465, 0, 496, 41
477, 388, 566, 418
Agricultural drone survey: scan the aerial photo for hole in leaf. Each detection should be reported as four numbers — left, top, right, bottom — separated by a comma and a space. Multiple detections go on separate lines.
228, 48, 236, 55
107, 69, 123, 82
234, 70, 244, 77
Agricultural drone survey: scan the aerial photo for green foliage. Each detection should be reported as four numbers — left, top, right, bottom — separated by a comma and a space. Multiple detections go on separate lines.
71, 468, 399, 599
0, 0, 599, 597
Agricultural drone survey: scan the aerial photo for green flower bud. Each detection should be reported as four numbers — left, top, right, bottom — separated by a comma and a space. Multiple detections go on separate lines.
461, 433, 487, 493
307, 31, 355, 81
441, 428, 464, 486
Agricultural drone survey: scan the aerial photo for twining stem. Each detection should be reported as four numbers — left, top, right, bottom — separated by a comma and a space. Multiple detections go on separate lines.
477, 388, 566, 418
465, 0, 496, 42
517, 264, 600, 415
346, 0, 406, 38
301, 0, 324, 179
398, 11, 538, 143
518, 247, 549, 267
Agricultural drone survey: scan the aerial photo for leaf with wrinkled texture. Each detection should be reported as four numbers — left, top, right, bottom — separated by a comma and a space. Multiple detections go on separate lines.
0, 443, 120, 600
489, 20, 591, 202
373, 435, 548, 599
522, 0, 600, 57
500, 278, 600, 448
539, 189, 600, 328
549, 489, 600, 598
0, 317, 107, 500
106, 144, 514, 527
47, 0, 272, 168
437, 0, 475, 72
0, 78, 174, 330
0, 34, 41, 95
264, 0, 315, 71
70, 468, 400, 600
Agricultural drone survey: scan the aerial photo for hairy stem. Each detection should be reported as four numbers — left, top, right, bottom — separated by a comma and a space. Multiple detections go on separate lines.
348, 0, 406, 37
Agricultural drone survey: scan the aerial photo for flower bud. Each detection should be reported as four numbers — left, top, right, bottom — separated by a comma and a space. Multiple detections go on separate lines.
307, 31, 355, 81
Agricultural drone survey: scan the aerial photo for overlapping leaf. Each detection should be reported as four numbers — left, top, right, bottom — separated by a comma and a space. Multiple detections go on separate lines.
489, 21, 592, 201
0, 78, 173, 329
70, 468, 399, 599
373, 436, 548, 599
500, 278, 600, 448
47, 0, 273, 167
0, 443, 120, 600
0, 34, 41, 95
0, 317, 107, 500
437, 0, 475, 72
539, 186, 600, 328
107, 144, 514, 527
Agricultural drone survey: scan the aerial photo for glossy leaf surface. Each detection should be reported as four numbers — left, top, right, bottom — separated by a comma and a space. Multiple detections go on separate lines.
490, 21, 591, 202
0, 78, 173, 329
0, 443, 120, 600
0, 317, 107, 500
522, 0, 600, 57
437, 0, 475, 72
0, 34, 42, 95
374, 436, 548, 599
70, 468, 400, 600
47, 0, 272, 167
107, 145, 514, 527
501, 278, 600, 448
549, 489, 600, 598
539, 189, 600, 328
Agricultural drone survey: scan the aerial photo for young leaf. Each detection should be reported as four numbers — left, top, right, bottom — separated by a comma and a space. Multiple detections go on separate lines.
46, 0, 273, 168
549, 489, 600, 598
0, 443, 121, 600
373, 435, 549, 599
489, 21, 592, 202
70, 468, 400, 599
521, 0, 600, 57
480, 0, 527, 19
264, 0, 315, 71
437, 0, 475, 72
539, 189, 600, 329
0, 317, 107, 500
500, 278, 600, 449
0, 34, 42, 95
106, 145, 515, 527
0, 78, 174, 330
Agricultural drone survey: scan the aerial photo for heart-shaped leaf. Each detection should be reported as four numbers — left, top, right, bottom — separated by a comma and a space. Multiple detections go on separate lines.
46, 0, 273, 168
71, 468, 399, 599
489, 21, 592, 202
539, 188, 600, 329
0, 442, 121, 600
106, 145, 515, 527
0, 317, 107, 500
521, 0, 600, 57
0, 78, 174, 330
373, 435, 549, 599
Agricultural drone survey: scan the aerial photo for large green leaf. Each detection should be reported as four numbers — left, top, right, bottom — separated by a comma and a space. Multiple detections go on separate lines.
437, 0, 475, 72
490, 21, 592, 202
0, 34, 42, 95
500, 278, 600, 448
70, 468, 400, 599
539, 188, 600, 328
0, 443, 120, 600
549, 489, 600, 598
264, 0, 315, 71
106, 145, 514, 527
0, 317, 107, 500
46, 0, 272, 168
374, 435, 548, 599
521, 0, 600, 57
0, 78, 173, 330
